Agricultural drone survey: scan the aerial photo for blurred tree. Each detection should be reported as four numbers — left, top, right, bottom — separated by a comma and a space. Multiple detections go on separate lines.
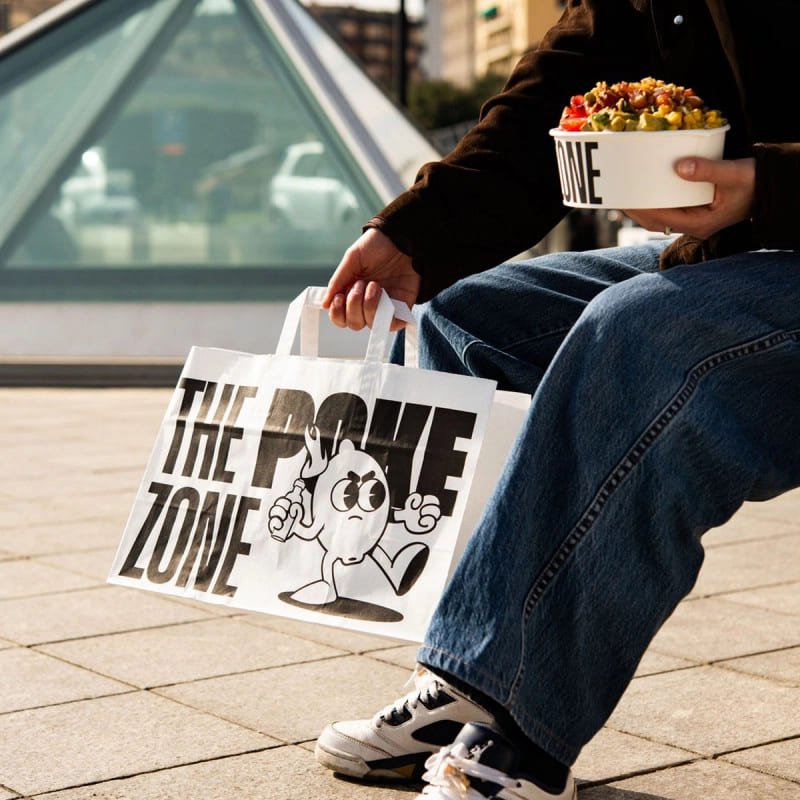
407, 72, 505, 130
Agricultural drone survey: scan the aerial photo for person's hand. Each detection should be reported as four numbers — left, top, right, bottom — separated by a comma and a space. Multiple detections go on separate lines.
623, 156, 755, 239
322, 227, 421, 331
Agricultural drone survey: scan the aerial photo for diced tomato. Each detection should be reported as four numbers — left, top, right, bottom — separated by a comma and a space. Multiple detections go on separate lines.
559, 115, 587, 131
570, 94, 585, 109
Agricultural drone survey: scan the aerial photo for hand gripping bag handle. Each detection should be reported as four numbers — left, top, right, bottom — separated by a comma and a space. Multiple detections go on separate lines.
275, 286, 416, 365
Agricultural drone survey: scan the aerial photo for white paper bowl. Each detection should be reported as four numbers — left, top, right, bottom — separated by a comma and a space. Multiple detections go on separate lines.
550, 125, 729, 209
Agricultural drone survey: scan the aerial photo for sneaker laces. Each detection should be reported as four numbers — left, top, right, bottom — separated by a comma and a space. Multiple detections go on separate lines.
420, 741, 519, 799
374, 666, 442, 727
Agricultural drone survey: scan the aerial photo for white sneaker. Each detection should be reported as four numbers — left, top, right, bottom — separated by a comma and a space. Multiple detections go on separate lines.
416, 722, 577, 800
315, 665, 496, 780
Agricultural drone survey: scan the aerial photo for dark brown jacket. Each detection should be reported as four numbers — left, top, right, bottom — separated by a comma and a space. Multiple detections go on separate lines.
371, 0, 800, 301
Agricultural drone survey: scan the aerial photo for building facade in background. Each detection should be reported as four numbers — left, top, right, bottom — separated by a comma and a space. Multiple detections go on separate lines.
429, 0, 475, 87
0, 0, 54, 31
426, 0, 565, 86
474, 0, 564, 77
306, 3, 424, 98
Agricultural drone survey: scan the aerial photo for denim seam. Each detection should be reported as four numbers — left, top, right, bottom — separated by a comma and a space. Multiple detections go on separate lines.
508, 326, 800, 708
461, 326, 574, 364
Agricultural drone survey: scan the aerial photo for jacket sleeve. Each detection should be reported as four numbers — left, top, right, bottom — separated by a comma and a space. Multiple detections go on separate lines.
751, 143, 800, 249
370, 0, 657, 301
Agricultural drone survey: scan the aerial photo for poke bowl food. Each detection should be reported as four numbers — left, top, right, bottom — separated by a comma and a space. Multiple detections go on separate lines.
550, 77, 729, 209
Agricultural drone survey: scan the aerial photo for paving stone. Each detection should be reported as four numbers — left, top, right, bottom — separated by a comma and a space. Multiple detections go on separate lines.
650, 596, 800, 662
40, 548, 120, 582
573, 728, 695, 784
35, 745, 412, 800
578, 757, 800, 799
723, 736, 800, 783
0, 647, 130, 712
0, 691, 275, 796
40, 617, 345, 688
0, 585, 212, 645
2, 447, 143, 480
0, 516, 127, 556
0, 787, 18, 800
367, 644, 419, 671
703, 514, 799, 546
719, 646, 800, 685
739, 491, 800, 526
0, 558, 97, 598
162, 595, 244, 617
720, 581, 800, 616
692, 534, 800, 596
243, 613, 410, 653
634, 650, 696, 677
157, 654, 410, 743
0, 444, 87, 479
607, 665, 800, 756
0, 473, 135, 505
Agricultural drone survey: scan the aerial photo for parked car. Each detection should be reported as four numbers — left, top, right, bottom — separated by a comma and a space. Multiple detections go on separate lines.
57, 147, 140, 226
264, 141, 359, 232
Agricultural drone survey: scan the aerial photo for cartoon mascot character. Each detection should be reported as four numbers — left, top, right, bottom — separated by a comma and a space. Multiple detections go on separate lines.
268, 425, 441, 606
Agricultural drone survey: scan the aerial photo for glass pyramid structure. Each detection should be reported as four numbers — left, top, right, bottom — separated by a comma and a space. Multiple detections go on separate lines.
0, 0, 438, 358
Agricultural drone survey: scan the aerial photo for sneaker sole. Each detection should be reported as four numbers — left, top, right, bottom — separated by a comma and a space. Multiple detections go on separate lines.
315, 740, 427, 781
315, 739, 371, 778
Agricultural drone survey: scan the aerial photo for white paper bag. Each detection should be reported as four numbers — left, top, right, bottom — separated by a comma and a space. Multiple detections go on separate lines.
109, 287, 518, 641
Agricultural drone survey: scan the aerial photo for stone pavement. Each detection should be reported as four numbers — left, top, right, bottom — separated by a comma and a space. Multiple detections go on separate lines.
0, 388, 797, 800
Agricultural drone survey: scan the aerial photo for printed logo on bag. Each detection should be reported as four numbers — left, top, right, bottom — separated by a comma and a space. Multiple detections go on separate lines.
113, 378, 481, 626
267, 426, 441, 616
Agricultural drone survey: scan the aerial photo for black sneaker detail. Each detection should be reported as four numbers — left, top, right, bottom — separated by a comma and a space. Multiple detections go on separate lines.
382, 706, 413, 725
419, 688, 457, 711
454, 723, 568, 796
381, 687, 456, 726
435, 671, 571, 791
456, 722, 518, 774
366, 752, 430, 781
411, 719, 466, 747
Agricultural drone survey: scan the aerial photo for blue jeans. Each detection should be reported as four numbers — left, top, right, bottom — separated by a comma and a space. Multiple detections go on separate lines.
400, 242, 800, 766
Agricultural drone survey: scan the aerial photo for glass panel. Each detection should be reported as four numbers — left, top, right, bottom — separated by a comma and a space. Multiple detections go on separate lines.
4, 0, 382, 280
0, 5, 151, 213
269, 0, 440, 190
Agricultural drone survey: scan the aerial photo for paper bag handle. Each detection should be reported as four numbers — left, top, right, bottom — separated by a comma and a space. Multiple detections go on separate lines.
276, 286, 416, 365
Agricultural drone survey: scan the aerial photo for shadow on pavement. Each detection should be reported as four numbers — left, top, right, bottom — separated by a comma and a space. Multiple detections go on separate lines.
579, 786, 669, 799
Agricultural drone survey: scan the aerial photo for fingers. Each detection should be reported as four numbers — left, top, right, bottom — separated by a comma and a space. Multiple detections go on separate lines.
675, 156, 740, 186
345, 280, 380, 331
675, 157, 701, 181
625, 156, 755, 239
328, 292, 347, 328
328, 280, 383, 330
363, 280, 382, 327
675, 156, 733, 183
323, 237, 362, 324
343, 280, 367, 329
